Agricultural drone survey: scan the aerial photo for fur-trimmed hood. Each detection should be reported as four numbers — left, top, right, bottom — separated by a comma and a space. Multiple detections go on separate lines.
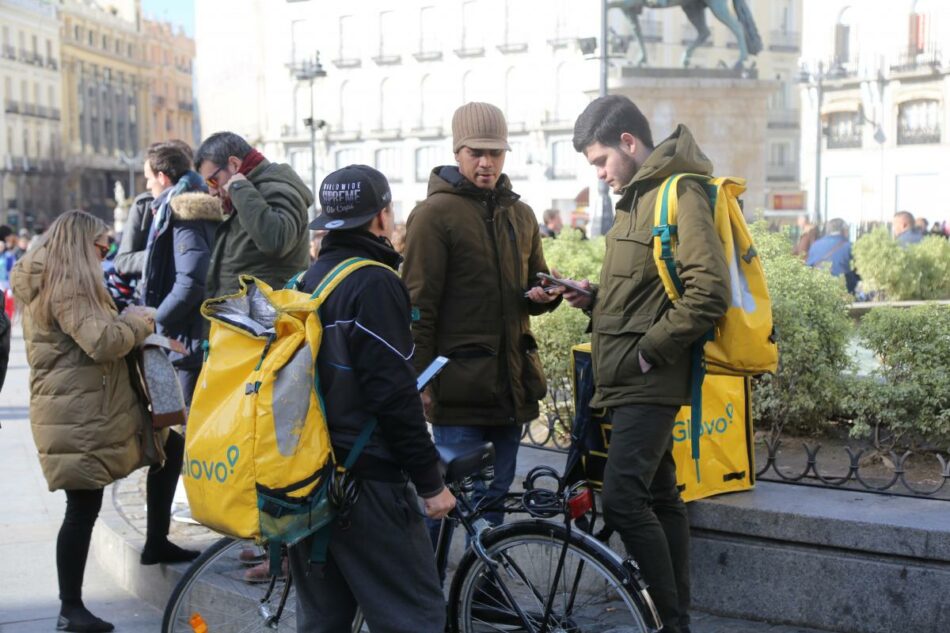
170, 192, 223, 222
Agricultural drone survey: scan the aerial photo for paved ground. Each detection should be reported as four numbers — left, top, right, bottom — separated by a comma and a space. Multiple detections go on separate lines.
0, 331, 162, 632
1, 328, 832, 633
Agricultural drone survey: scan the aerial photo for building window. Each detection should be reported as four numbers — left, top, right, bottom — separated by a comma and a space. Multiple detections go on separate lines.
338, 15, 360, 63
506, 138, 529, 180
335, 147, 362, 169
375, 147, 403, 182
500, 0, 529, 52
377, 11, 400, 60
898, 99, 940, 145
908, 0, 938, 58
339, 81, 359, 133
419, 6, 440, 55
505, 67, 530, 129
415, 146, 441, 181
551, 139, 580, 179
378, 78, 400, 132
826, 111, 862, 149
417, 74, 443, 129
458, 1, 486, 56
833, 7, 857, 70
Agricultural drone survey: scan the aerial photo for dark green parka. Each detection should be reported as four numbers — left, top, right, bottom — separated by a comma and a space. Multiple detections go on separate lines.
206, 159, 313, 299
403, 167, 560, 426
590, 124, 730, 408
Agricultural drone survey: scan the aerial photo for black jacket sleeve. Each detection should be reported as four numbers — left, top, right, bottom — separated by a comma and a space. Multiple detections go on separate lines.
348, 272, 444, 497
0, 309, 10, 393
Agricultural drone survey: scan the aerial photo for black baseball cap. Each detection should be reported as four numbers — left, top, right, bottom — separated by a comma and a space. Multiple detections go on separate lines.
309, 164, 392, 230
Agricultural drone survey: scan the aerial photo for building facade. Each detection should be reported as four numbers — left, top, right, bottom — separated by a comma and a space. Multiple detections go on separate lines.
800, 0, 949, 230
143, 18, 197, 147
59, 0, 148, 220
196, 0, 802, 227
0, 0, 63, 229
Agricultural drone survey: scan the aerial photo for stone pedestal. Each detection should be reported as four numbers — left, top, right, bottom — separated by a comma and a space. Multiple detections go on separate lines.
608, 68, 778, 214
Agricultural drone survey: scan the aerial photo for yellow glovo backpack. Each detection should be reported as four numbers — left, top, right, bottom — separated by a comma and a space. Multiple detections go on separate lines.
652, 174, 778, 477
183, 257, 391, 571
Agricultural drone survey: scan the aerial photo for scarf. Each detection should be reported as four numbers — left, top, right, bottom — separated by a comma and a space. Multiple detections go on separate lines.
222, 149, 266, 215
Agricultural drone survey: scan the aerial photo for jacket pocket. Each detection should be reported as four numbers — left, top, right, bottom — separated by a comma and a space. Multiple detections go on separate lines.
521, 333, 547, 403
591, 312, 654, 388
434, 335, 500, 407
605, 229, 653, 282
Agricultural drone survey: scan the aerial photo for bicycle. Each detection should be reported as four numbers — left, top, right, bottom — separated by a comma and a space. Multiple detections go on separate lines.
163, 442, 661, 633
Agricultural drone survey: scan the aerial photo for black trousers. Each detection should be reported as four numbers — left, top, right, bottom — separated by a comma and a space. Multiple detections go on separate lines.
145, 429, 185, 549
602, 404, 690, 633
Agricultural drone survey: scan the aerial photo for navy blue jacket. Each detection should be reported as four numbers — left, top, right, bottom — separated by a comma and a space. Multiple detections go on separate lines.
300, 230, 444, 498
141, 191, 222, 369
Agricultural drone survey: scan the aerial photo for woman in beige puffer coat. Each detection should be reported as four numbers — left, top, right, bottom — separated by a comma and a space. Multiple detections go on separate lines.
11, 210, 154, 633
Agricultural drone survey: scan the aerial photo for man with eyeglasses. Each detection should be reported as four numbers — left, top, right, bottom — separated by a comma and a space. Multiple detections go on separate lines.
194, 132, 314, 299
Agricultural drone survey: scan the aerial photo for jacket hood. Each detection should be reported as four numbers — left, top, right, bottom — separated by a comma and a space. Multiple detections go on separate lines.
628, 124, 713, 188
170, 192, 224, 222
427, 166, 520, 206
248, 160, 315, 208
10, 236, 47, 305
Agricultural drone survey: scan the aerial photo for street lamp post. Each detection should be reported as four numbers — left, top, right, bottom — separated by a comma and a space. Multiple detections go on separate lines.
289, 53, 327, 205
117, 151, 138, 199
799, 62, 826, 229
598, 0, 613, 236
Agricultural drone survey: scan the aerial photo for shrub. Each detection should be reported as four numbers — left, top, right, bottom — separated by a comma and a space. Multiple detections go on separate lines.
747, 222, 854, 436
531, 233, 604, 386
846, 304, 950, 449
852, 228, 950, 300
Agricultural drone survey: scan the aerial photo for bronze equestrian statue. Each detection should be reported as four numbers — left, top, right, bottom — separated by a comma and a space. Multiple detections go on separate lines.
611, 0, 763, 70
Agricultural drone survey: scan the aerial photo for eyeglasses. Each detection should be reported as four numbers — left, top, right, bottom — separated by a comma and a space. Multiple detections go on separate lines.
94, 242, 110, 259
205, 165, 227, 189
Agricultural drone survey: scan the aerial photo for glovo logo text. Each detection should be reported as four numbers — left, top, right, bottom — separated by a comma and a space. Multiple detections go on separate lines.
673, 403, 735, 442
183, 445, 240, 483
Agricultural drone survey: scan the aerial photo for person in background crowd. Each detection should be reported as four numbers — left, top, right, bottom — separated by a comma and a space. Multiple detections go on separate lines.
194, 132, 313, 298
915, 217, 929, 234
792, 215, 818, 259
806, 218, 857, 293
931, 221, 948, 238
0, 240, 13, 293
390, 222, 407, 255
559, 95, 731, 633
115, 139, 194, 280
539, 208, 563, 238
291, 165, 453, 632
309, 229, 328, 262
137, 142, 222, 567
893, 210, 924, 246
402, 102, 561, 579
11, 210, 156, 633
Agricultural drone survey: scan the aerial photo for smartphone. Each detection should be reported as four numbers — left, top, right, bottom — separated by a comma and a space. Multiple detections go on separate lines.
536, 272, 593, 297
417, 356, 450, 391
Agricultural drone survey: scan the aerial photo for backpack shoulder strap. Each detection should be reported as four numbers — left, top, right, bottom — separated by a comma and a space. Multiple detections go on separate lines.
284, 271, 306, 290
310, 257, 396, 300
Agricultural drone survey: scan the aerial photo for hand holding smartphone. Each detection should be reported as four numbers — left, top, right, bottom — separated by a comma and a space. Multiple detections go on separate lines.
536, 272, 593, 297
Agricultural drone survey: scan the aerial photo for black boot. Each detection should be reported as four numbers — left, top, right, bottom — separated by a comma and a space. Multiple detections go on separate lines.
57, 602, 114, 633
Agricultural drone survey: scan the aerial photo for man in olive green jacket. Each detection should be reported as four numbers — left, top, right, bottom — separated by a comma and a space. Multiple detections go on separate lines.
402, 103, 560, 562
559, 96, 730, 633
195, 132, 313, 299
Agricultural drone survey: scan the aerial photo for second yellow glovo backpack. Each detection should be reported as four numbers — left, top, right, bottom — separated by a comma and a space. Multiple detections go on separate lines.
652, 174, 778, 479
183, 257, 392, 572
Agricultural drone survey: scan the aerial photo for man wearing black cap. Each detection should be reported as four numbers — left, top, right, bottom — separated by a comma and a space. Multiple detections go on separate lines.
288, 165, 454, 633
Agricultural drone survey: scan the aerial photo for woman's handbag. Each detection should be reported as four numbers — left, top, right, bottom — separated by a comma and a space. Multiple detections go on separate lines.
129, 334, 188, 429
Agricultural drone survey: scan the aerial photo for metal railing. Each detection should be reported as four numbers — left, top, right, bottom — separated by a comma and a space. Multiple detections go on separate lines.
769, 30, 800, 52
520, 379, 950, 499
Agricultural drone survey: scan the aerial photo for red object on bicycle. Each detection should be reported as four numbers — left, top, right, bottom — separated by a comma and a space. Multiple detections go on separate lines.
3, 289, 13, 321
567, 487, 593, 520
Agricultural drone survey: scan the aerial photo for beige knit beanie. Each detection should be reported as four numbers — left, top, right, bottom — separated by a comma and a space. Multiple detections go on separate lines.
451, 102, 511, 152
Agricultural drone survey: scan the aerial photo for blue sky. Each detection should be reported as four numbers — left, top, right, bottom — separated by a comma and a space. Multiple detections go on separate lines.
142, 0, 195, 36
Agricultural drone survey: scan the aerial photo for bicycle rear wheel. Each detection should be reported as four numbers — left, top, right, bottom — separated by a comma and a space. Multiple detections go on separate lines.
448, 520, 657, 633
162, 537, 298, 633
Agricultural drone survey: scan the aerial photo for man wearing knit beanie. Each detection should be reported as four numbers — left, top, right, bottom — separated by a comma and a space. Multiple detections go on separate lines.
402, 103, 562, 576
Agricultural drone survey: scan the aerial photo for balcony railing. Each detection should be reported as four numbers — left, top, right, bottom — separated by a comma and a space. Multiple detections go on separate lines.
890, 49, 942, 74
769, 30, 801, 52
766, 162, 799, 182
46, 56, 58, 70
178, 101, 194, 112
1, 45, 15, 60
4, 100, 19, 114
898, 125, 940, 145
827, 132, 862, 149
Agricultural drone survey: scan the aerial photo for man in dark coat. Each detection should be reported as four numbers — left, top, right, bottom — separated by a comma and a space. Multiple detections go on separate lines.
195, 132, 313, 298
290, 164, 454, 632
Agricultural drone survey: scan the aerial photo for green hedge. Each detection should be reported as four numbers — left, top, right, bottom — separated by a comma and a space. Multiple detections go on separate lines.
852, 228, 950, 300
747, 223, 854, 436
845, 304, 950, 449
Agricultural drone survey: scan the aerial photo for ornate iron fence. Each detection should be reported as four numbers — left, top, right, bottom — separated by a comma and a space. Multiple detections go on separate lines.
521, 381, 950, 500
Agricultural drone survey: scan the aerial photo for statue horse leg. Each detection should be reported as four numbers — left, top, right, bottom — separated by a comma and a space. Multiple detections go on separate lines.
705, 0, 748, 69
627, 10, 649, 66
681, 2, 711, 68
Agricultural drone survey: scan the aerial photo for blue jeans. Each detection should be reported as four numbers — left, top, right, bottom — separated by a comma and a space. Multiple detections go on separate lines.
426, 424, 523, 581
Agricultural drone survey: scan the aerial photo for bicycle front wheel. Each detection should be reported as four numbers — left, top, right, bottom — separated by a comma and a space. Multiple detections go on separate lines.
162, 537, 298, 633
448, 520, 657, 633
